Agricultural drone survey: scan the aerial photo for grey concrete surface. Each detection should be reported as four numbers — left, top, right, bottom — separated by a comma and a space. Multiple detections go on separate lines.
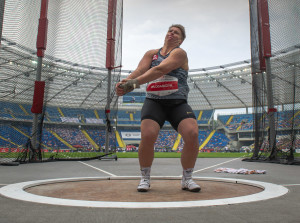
1, 158, 300, 223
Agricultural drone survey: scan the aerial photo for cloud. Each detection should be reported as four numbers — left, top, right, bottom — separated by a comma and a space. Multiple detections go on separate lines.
122, 0, 250, 69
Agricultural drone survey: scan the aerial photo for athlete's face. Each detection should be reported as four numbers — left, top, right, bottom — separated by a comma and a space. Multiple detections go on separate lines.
165, 27, 183, 46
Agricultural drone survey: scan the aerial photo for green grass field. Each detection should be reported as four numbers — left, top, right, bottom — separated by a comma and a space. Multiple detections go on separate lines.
1, 151, 299, 160
1, 152, 249, 159
119, 152, 300, 158
115, 152, 253, 158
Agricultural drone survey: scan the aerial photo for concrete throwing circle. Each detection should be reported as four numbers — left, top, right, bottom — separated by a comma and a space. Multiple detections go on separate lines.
0, 176, 288, 208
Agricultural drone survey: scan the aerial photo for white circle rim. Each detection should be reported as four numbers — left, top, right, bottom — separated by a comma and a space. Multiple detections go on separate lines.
0, 176, 288, 209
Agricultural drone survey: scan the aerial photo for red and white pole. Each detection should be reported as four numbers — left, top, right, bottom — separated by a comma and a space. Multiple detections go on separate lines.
31, 0, 49, 158
257, 0, 276, 159
104, 0, 117, 154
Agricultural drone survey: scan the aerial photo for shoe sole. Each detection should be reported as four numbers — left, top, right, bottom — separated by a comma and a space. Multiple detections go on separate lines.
137, 188, 149, 192
182, 187, 201, 192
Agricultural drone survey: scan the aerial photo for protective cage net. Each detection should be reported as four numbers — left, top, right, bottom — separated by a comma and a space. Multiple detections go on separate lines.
0, 0, 123, 164
246, 0, 300, 164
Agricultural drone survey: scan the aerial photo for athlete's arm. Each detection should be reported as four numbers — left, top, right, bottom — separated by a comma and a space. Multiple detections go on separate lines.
116, 48, 188, 95
115, 49, 157, 96
126, 49, 158, 80
136, 48, 188, 85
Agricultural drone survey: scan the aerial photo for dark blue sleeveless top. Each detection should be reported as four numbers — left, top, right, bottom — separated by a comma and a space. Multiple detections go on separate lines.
146, 48, 189, 100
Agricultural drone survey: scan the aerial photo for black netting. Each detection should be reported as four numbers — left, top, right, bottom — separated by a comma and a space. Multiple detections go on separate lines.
245, 0, 300, 164
0, 0, 122, 164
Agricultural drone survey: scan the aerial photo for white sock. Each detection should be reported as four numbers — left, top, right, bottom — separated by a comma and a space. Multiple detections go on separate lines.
140, 167, 151, 179
183, 168, 194, 180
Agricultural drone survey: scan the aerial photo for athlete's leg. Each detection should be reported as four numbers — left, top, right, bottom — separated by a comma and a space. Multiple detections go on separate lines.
137, 119, 160, 192
138, 98, 165, 191
177, 118, 199, 170
139, 98, 164, 168
138, 119, 160, 168
178, 118, 201, 192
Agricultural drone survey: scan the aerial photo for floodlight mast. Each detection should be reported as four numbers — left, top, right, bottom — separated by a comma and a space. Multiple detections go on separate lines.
105, 0, 117, 154
31, 0, 49, 160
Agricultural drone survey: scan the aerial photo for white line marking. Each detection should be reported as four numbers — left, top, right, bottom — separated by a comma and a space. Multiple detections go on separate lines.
78, 161, 117, 177
0, 176, 289, 208
193, 158, 241, 173
281, 184, 300, 186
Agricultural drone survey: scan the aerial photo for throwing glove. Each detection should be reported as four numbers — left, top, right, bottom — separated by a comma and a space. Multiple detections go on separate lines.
118, 79, 140, 94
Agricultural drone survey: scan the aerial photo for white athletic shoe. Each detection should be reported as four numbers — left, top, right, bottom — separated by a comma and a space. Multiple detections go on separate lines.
181, 178, 201, 192
137, 178, 150, 192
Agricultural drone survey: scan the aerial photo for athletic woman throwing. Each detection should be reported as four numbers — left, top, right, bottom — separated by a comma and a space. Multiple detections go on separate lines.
116, 24, 200, 192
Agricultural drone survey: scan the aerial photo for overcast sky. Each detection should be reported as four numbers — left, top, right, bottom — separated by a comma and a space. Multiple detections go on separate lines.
122, 0, 251, 70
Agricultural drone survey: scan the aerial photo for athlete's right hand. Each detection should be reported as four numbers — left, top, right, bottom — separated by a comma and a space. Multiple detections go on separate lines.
116, 79, 140, 96
116, 79, 127, 96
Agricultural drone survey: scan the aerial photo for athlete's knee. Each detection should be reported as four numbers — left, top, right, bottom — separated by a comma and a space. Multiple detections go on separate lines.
183, 126, 198, 140
141, 120, 160, 141
141, 127, 159, 144
141, 129, 158, 143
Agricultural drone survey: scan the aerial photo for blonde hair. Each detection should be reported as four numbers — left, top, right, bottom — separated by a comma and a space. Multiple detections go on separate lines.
169, 24, 186, 41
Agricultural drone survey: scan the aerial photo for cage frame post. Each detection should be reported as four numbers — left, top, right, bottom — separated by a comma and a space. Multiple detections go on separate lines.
257, 0, 277, 159
31, 0, 49, 161
104, 70, 112, 155
265, 58, 276, 159
287, 60, 297, 161
0, 0, 5, 46
31, 57, 43, 153
104, 0, 117, 156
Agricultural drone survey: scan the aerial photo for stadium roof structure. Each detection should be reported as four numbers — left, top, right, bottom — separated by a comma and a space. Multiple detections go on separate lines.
0, 37, 253, 111
2, 0, 298, 113
122, 61, 253, 110
0, 38, 114, 110
1, 37, 299, 111
120, 44, 300, 111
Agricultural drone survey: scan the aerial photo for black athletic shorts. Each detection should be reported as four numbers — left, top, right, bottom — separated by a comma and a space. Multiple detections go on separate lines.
141, 98, 196, 131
